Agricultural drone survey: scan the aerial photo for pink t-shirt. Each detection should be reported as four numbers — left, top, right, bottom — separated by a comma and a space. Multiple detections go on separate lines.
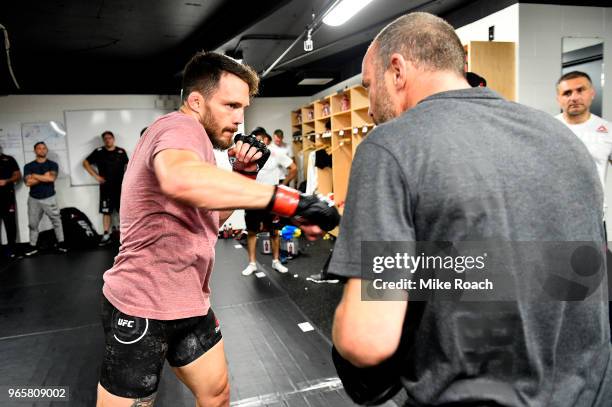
103, 111, 219, 320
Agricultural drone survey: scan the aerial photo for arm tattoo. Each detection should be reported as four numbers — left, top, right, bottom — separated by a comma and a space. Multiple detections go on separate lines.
130, 392, 156, 407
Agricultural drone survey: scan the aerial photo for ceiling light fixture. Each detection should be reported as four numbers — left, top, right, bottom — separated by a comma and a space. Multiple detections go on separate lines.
323, 0, 375, 27
297, 78, 334, 86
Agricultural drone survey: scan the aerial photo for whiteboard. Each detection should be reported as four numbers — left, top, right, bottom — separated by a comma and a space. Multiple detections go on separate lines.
64, 109, 169, 186
0, 123, 25, 170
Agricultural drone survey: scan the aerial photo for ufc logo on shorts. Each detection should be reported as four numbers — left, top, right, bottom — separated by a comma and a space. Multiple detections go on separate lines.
117, 318, 134, 328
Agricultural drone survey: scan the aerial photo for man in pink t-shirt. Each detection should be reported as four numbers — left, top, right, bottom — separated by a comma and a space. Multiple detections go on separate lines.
96, 51, 340, 407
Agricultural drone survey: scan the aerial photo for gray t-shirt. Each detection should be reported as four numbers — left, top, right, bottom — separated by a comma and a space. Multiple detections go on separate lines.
329, 88, 612, 406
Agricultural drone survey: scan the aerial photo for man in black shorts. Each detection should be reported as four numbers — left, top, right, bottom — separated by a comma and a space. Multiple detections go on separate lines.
96, 51, 340, 407
83, 131, 129, 245
241, 127, 296, 276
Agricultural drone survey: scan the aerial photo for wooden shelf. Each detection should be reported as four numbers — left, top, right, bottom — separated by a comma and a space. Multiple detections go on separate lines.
349, 86, 369, 110
317, 167, 333, 196
290, 84, 373, 237
331, 133, 352, 209
351, 108, 373, 128
352, 127, 372, 156
291, 109, 302, 127
301, 105, 315, 123
331, 92, 351, 114
315, 117, 330, 134
314, 97, 331, 119
331, 113, 351, 132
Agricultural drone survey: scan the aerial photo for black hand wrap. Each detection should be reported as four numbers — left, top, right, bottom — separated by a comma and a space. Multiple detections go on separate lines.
332, 346, 402, 406
231, 133, 271, 177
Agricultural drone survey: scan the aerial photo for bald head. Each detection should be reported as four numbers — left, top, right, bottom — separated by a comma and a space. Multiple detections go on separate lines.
362, 12, 467, 124
372, 12, 465, 78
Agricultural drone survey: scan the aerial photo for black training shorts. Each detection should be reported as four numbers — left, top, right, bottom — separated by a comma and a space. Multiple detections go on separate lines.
99, 296, 222, 398
99, 183, 121, 214
245, 209, 281, 233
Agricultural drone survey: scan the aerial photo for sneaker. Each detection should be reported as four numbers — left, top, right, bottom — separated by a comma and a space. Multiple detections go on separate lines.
23, 244, 39, 257
242, 262, 257, 276
272, 260, 288, 274
99, 233, 111, 246
56, 242, 69, 253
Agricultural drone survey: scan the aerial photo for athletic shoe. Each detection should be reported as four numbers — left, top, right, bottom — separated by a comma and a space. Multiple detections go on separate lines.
242, 262, 257, 276
56, 242, 69, 253
23, 244, 39, 257
99, 233, 111, 246
272, 260, 288, 274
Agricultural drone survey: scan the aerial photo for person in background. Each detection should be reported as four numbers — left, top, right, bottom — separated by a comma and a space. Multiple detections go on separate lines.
556, 70, 612, 344
271, 129, 294, 185
23, 142, 68, 255
96, 51, 339, 407
555, 71, 612, 214
83, 131, 129, 245
0, 144, 22, 259
242, 127, 297, 276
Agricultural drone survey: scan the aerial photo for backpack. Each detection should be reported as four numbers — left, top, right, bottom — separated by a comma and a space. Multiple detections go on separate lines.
60, 207, 99, 249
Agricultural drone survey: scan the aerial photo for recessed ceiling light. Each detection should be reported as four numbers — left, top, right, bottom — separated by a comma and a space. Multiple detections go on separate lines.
323, 0, 375, 26
298, 78, 334, 85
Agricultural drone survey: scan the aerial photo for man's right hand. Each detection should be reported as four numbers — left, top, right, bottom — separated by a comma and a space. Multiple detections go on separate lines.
96, 175, 106, 184
267, 185, 341, 232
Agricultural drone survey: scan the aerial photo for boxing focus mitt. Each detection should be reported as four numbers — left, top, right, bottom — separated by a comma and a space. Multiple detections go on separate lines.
332, 345, 403, 406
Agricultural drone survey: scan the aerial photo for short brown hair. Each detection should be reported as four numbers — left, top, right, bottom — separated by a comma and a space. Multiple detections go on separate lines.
373, 12, 465, 77
181, 51, 259, 101
101, 131, 114, 139
557, 71, 592, 86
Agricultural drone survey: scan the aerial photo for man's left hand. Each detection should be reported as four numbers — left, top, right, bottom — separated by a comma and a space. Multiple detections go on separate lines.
229, 133, 270, 179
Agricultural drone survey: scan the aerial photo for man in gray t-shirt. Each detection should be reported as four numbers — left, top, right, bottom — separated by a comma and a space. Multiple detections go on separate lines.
330, 12, 611, 407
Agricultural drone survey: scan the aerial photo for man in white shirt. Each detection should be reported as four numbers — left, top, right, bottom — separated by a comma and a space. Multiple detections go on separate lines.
556, 71, 612, 342
556, 71, 612, 212
270, 129, 294, 185
242, 127, 297, 276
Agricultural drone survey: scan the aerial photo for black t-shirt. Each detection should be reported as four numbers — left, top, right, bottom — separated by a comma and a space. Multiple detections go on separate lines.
24, 159, 58, 199
0, 153, 19, 200
86, 147, 129, 185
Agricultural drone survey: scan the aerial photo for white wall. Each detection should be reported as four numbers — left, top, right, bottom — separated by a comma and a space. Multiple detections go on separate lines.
244, 96, 310, 136
311, 75, 362, 100
455, 4, 519, 44
0, 95, 175, 243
